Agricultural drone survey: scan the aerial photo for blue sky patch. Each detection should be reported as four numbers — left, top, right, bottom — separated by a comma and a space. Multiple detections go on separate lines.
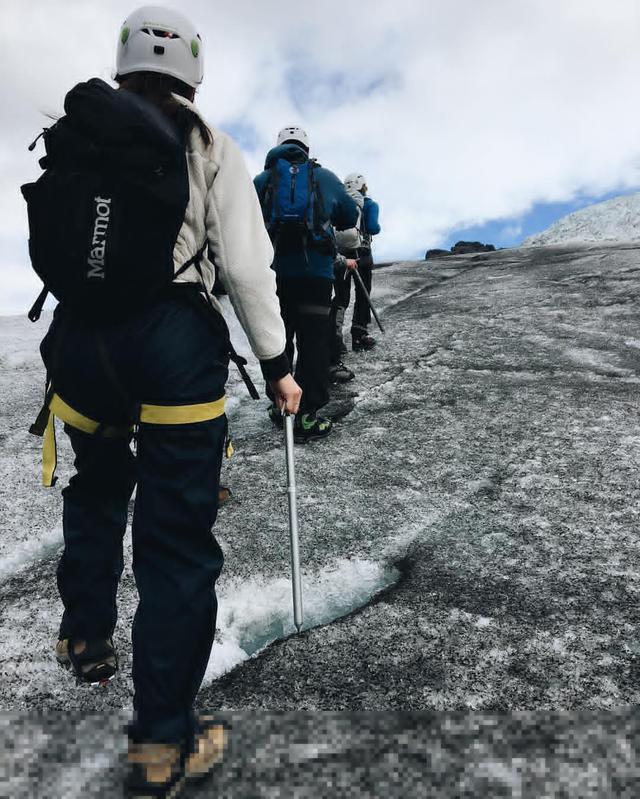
222, 120, 261, 153
441, 187, 640, 252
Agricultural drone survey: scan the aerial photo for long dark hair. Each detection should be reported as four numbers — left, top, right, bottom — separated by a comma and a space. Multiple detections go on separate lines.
115, 71, 212, 146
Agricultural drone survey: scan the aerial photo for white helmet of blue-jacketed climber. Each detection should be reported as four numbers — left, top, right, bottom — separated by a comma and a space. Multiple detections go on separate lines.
277, 126, 310, 149
344, 173, 367, 192
116, 6, 204, 88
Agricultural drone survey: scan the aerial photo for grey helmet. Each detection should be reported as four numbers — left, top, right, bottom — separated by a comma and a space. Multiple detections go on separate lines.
344, 172, 366, 193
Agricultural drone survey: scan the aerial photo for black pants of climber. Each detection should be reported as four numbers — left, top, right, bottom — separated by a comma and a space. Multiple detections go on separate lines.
352, 248, 374, 337
331, 248, 373, 338
329, 248, 373, 361
267, 276, 332, 413
40, 294, 228, 746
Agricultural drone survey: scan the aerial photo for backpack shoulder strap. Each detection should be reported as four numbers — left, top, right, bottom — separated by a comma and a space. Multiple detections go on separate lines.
180, 255, 261, 400
265, 162, 281, 225
308, 161, 326, 226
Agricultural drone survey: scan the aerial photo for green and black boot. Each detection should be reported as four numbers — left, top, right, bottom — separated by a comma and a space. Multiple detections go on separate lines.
294, 413, 333, 443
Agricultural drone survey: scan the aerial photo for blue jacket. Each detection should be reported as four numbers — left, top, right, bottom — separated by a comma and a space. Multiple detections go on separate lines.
254, 144, 359, 280
362, 196, 381, 236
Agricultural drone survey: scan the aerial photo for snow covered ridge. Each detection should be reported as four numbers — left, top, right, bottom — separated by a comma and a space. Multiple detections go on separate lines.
523, 192, 640, 247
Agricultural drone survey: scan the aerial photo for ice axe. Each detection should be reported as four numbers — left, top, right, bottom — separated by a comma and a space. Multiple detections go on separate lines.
350, 266, 385, 334
283, 411, 303, 632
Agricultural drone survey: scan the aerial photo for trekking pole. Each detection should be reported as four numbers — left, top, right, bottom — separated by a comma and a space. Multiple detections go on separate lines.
283, 411, 304, 632
351, 266, 385, 333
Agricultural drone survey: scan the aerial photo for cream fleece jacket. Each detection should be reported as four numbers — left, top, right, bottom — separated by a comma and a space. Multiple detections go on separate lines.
171, 96, 285, 364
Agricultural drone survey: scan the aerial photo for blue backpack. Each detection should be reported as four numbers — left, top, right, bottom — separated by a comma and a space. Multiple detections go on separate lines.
265, 158, 335, 257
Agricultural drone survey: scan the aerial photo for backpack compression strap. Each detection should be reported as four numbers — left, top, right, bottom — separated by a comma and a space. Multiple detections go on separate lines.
174, 239, 209, 279
28, 287, 50, 323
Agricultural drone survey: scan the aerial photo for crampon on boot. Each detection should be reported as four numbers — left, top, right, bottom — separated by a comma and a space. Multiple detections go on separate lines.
352, 331, 376, 352
126, 715, 230, 799
294, 412, 333, 443
328, 362, 355, 384
56, 638, 118, 686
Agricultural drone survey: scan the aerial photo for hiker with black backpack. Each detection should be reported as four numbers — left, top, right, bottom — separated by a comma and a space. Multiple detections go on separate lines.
254, 127, 358, 442
333, 173, 382, 353
22, 7, 300, 798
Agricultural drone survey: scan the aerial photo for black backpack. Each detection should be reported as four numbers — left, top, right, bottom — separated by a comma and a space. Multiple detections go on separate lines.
21, 78, 204, 323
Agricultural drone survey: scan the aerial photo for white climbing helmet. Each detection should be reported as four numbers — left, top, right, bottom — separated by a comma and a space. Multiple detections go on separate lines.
276, 126, 310, 149
344, 172, 367, 192
116, 6, 204, 89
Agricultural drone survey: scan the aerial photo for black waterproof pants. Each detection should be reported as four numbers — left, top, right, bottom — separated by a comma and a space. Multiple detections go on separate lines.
268, 276, 332, 414
330, 260, 352, 366
352, 248, 374, 337
41, 293, 228, 745
330, 248, 374, 351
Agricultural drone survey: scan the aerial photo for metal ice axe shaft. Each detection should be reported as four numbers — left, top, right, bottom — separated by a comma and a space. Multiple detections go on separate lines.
284, 412, 303, 632
350, 266, 385, 333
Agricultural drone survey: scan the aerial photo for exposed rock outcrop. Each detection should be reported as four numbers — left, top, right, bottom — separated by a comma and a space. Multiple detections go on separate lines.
425, 241, 496, 260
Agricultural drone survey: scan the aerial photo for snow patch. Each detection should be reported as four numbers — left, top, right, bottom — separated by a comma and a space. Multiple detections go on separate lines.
0, 525, 63, 583
563, 347, 626, 373
204, 557, 400, 682
0, 314, 48, 372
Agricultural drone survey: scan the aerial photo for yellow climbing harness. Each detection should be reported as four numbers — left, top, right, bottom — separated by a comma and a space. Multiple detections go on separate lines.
38, 392, 227, 488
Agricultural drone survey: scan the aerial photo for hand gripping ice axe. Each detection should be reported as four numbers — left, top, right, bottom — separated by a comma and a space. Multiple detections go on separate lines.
283, 412, 304, 632
350, 266, 385, 334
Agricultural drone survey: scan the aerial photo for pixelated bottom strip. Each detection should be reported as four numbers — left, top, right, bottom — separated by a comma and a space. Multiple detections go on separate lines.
1, 710, 638, 799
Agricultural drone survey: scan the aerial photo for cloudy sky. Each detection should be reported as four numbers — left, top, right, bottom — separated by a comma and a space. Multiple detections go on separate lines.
1, 0, 640, 315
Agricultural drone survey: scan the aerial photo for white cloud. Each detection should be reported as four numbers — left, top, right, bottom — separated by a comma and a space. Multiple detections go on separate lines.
500, 224, 523, 240
1, 0, 640, 314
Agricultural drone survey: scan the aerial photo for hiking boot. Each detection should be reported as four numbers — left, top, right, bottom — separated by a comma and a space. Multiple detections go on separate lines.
126, 716, 229, 798
56, 638, 118, 685
217, 486, 232, 507
352, 332, 376, 351
126, 742, 183, 799
328, 362, 355, 384
267, 404, 284, 430
184, 715, 229, 784
294, 413, 333, 443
